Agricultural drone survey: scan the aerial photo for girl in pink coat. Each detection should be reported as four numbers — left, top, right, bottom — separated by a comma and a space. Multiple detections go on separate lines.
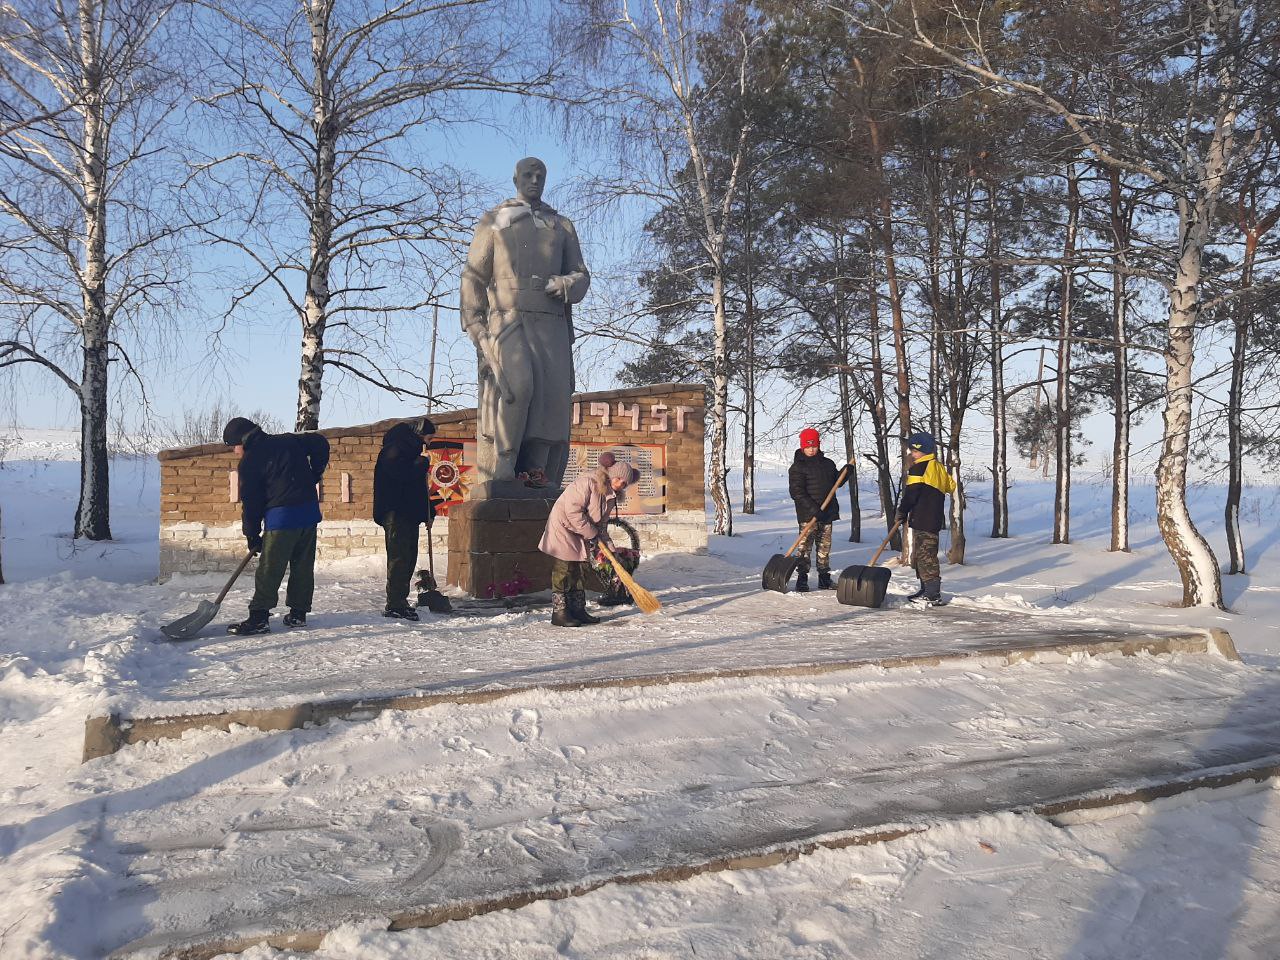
539, 459, 639, 627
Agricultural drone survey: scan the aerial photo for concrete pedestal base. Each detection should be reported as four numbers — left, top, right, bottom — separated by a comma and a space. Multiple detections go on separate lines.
446, 497, 557, 597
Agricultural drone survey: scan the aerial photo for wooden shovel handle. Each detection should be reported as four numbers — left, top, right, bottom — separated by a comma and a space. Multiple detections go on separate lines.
214, 551, 255, 605
867, 520, 902, 568
784, 464, 850, 559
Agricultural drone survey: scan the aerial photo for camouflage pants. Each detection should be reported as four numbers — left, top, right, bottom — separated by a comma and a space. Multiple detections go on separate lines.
911, 531, 941, 583
796, 521, 833, 575
551, 558, 586, 592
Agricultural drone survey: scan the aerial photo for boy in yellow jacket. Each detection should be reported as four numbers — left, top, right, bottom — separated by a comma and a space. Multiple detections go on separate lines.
895, 432, 956, 605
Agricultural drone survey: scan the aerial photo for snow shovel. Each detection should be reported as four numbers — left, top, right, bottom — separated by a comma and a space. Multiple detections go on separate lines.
761, 464, 850, 593
416, 521, 452, 614
836, 520, 901, 609
160, 551, 254, 641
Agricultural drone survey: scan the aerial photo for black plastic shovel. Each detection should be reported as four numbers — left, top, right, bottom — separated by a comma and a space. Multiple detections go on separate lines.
836, 521, 900, 608
159, 551, 254, 641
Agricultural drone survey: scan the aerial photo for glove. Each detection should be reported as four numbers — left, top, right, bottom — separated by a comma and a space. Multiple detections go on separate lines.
894, 513, 907, 525
246, 532, 263, 554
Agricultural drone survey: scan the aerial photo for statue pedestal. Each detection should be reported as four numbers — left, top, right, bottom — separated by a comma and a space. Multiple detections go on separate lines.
446, 497, 557, 597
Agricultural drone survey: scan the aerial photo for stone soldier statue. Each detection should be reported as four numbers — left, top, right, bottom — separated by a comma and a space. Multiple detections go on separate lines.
460, 157, 590, 497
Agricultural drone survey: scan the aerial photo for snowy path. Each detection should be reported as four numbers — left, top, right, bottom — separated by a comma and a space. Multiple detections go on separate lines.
117, 553, 1203, 716
23, 654, 1274, 957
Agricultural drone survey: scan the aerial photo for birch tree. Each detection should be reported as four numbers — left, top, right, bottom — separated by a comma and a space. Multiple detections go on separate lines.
0, 0, 186, 540
194, 0, 557, 431
835, 0, 1276, 607
571, 0, 773, 536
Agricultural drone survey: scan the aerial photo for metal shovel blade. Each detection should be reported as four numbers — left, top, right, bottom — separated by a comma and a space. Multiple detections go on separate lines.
160, 599, 220, 641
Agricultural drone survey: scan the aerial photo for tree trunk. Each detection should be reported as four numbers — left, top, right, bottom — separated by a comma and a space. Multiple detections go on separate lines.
76, 342, 112, 540
867, 119, 912, 560
709, 270, 732, 537
1157, 191, 1225, 607
297, 2, 335, 432
865, 237, 898, 543
1053, 163, 1079, 545
1109, 169, 1132, 553
1224, 229, 1255, 574
989, 194, 1009, 539
742, 182, 756, 515
76, 19, 112, 542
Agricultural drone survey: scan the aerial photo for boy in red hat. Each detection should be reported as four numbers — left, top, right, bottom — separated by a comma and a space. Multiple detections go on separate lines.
787, 428, 848, 591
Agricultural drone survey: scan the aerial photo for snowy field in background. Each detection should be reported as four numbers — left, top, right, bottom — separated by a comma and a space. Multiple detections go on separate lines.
2, 433, 1280, 958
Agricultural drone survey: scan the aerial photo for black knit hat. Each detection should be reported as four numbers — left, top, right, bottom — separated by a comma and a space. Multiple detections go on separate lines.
222, 416, 259, 446
414, 416, 436, 437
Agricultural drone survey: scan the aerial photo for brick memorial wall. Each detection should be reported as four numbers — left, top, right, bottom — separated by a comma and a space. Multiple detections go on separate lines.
157, 383, 707, 578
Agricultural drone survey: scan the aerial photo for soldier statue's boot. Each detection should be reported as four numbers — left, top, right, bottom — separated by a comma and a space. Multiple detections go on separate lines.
568, 589, 601, 625
551, 592, 582, 628
817, 568, 834, 590
794, 572, 811, 593
227, 610, 270, 635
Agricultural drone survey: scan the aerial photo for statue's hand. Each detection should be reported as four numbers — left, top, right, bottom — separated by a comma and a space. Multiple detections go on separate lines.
465, 321, 486, 349
544, 275, 569, 301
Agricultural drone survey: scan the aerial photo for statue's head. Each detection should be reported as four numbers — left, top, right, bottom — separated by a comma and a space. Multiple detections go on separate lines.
513, 157, 547, 204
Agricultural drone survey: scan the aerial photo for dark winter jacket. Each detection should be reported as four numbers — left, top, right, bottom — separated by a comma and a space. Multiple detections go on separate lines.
238, 429, 330, 538
788, 449, 843, 524
896, 454, 955, 534
373, 422, 434, 527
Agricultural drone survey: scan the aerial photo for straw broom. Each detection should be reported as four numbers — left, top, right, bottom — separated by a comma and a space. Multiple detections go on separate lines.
596, 541, 662, 614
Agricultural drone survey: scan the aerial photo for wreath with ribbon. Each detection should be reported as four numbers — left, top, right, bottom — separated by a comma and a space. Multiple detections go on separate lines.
591, 518, 641, 578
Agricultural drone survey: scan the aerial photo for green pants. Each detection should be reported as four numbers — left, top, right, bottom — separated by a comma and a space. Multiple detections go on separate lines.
383, 512, 421, 607
551, 558, 586, 592
912, 530, 941, 582
250, 526, 317, 613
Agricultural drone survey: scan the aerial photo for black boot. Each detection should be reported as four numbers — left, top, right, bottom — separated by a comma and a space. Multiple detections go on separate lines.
922, 579, 944, 606
383, 605, 421, 621
906, 580, 926, 601
794, 572, 810, 593
282, 609, 307, 627
568, 589, 601, 624
817, 568, 834, 590
551, 592, 582, 627
227, 610, 270, 635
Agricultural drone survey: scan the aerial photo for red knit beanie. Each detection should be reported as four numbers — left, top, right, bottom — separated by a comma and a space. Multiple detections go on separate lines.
799, 428, 820, 449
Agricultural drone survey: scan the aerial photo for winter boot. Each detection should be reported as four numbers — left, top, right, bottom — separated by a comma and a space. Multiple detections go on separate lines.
383, 605, 420, 622
282, 609, 307, 627
905, 580, 927, 602
568, 589, 601, 625
794, 572, 810, 593
817, 568, 834, 590
227, 610, 270, 635
922, 579, 944, 606
551, 592, 582, 628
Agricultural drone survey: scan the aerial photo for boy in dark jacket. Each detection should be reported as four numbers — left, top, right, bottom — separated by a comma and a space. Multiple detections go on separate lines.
895, 431, 956, 605
223, 416, 330, 634
787, 428, 848, 591
374, 417, 436, 621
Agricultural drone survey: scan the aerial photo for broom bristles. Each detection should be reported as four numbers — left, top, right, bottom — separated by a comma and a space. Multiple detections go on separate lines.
598, 543, 662, 614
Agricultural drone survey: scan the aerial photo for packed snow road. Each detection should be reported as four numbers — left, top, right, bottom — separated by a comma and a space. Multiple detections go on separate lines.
6, 652, 1274, 957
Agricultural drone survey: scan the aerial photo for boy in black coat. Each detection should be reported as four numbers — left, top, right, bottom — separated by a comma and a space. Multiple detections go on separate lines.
787, 428, 848, 591
374, 417, 437, 620
895, 431, 956, 605
223, 417, 330, 634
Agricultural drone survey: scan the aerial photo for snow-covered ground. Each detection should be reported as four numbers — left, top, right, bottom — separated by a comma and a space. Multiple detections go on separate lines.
2, 435, 1280, 958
